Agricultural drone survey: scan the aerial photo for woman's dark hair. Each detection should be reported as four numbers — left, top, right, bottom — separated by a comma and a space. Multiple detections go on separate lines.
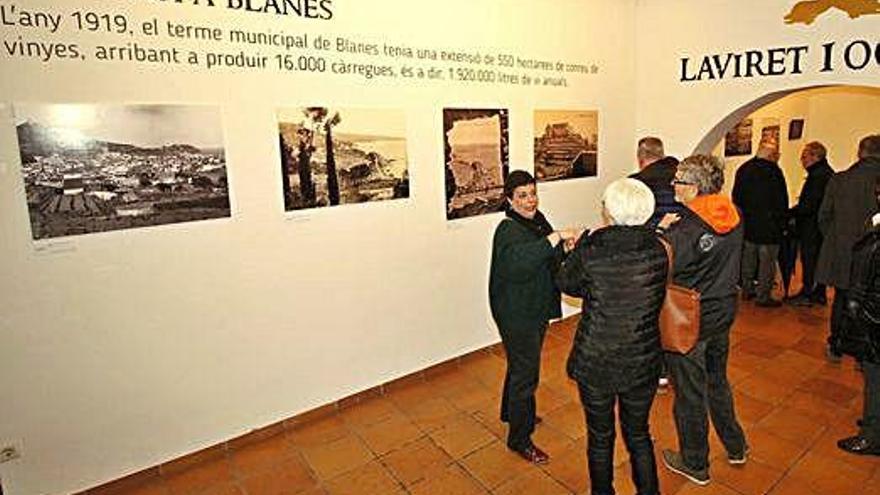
504, 170, 536, 198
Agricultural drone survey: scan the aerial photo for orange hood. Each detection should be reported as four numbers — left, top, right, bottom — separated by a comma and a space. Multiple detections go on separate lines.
687, 194, 740, 234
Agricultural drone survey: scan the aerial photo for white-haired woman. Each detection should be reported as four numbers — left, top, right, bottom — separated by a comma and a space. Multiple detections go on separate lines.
557, 178, 667, 495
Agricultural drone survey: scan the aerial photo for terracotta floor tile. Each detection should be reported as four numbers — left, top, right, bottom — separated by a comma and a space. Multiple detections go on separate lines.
671, 480, 742, 495
322, 461, 405, 495
734, 374, 795, 406
785, 449, 873, 495
403, 397, 460, 433
539, 442, 588, 494
807, 422, 879, 475
238, 456, 317, 495
731, 391, 775, 428
353, 411, 424, 455
428, 413, 496, 459
541, 402, 586, 440
536, 383, 573, 416
796, 377, 860, 404
532, 422, 577, 456
288, 415, 350, 448
339, 397, 399, 429
162, 457, 235, 495
299, 434, 375, 481
735, 338, 787, 360
470, 402, 508, 441
229, 433, 297, 474
443, 379, 498, 413
492, 468, 571, 495
104, 481, 170, 495
753, 405, 826, 445
384, 379, 435, 410
408, 464, 487, 495
460, 441, 527, 489
711, 457, 784, 495
767, 474, 820, 495
379, 437, 453, 486
741, 428, 808, 470
196, 483, 243, 495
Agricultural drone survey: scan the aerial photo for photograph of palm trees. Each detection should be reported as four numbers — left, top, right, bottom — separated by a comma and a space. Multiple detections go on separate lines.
14, 103, 230, 240
443, 108, 509, 220
278, 107, 409, 211
534, 110, 598, 182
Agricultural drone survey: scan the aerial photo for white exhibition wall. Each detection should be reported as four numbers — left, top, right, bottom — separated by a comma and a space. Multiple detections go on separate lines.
0, 1, 636, 493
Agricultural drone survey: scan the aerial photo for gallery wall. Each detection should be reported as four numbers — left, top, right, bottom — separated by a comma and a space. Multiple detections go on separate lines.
710, 87, 880, 202
635, 0, 880, 166
0, 1, 637, 493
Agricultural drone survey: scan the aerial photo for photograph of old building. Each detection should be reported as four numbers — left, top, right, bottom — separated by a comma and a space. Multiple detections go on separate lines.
15, 103, 230, 240
443, 108, 509, 220
533, 110, 599, 181
278, 107, 409, 211
724, 118, 753, 156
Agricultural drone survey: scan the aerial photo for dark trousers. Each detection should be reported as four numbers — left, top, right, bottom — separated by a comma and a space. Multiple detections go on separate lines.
666, 333, 747, 470
799, 230, 825, 297
741, 241, 779, 302
577, 379, 659, 495
862, 361, 880, 443
499, 323, 546, 451
829, 288, 849, 352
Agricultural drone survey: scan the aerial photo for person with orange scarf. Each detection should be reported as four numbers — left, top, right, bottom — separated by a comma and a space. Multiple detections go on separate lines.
656, 155, 749, 486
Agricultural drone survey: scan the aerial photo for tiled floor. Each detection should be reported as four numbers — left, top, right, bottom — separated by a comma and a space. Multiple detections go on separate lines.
91, 298, 879, 495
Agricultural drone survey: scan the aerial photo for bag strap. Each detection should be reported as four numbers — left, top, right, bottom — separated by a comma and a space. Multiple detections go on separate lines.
658, 237, 673, 285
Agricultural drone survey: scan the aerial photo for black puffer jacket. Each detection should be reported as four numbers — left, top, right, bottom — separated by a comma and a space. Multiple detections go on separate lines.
557, 226, 667, 389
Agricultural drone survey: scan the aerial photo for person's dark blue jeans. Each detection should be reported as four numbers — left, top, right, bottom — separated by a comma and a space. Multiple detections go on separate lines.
499, 323, 546, 451
666, 332, 747, 470
577, 377, 659, 495
862, 361, 880, 443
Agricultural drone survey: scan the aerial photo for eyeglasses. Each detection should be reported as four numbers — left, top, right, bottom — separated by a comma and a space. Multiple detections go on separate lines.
671, 179, 694, 186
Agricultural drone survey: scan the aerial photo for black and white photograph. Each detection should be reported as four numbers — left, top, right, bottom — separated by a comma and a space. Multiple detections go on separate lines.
788, 118, 805, 140
443, 108, 509, 220
278, 107, 409, 211
14, 103, 230, 240
534, 109, 598, 182
724, 118, 753, 157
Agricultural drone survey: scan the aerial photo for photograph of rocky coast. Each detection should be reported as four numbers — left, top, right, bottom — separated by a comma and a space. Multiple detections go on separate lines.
443, 108, 509, 220
278, 107, 409, 211
14, 104, 230, 240
533, 110, 598, 182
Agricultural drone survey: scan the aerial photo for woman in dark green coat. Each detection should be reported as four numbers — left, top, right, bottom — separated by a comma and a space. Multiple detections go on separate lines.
489, 170, 575, 463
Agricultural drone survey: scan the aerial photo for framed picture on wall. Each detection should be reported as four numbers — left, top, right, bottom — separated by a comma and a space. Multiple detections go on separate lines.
788, 119, 805, 140
761, 125, 781, 153
13, 103, 230, 240
277, 107, 409, 211
724, 118, 752, 157
443, 108, 509, 220
533, 110, 598, 182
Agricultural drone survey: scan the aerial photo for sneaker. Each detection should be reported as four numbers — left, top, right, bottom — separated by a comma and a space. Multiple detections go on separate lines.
662, 449, 710, 485
728, 445, 750, 465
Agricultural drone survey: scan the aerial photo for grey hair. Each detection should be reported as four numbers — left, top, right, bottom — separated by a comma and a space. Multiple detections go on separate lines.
602, 178, 655, 226
678, 154, 725, 195
637, 136, 664, 162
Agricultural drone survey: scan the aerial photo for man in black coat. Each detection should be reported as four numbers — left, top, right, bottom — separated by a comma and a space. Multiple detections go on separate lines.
630, 136, 683, 228
732, 143, 789, 307
788, 141, 834, 306
818, 135, 880, 361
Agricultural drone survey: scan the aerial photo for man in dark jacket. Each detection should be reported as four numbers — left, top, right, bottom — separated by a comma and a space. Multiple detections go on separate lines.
788, 141, 834, 306
818, 135, 880, 361
659, 155, 748, 486
837, 185, 880, 456
732, 143, 789, 307
630, 136, 683, 228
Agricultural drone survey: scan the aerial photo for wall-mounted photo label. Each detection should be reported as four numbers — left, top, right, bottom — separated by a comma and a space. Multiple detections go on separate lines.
534, 110, 598, 182
14, 103, 230, 240
724, 118, 753, 157
278, 107, 409, 211
443, 108, 509, 220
